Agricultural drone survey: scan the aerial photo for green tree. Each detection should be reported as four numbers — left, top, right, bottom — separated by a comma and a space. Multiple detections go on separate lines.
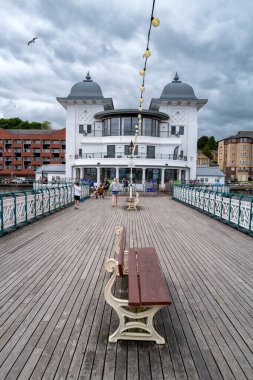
0, 118, 53, 130
207, 136, 218, 150
197, 136, 209, 149
41, 121, 52, 130
202, 144, 213, 160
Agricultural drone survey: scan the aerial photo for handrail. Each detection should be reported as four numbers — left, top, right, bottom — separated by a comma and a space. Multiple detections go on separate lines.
0, 183, 89, 235
173, 185, 253, 235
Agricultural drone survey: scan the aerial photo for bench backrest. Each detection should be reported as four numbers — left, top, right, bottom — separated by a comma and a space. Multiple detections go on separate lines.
114, 226, 126, 276
135, 192, 139, 205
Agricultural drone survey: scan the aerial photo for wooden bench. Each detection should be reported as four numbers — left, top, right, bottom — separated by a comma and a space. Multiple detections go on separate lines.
104, 226, 171, 344
126, 192, 139, 210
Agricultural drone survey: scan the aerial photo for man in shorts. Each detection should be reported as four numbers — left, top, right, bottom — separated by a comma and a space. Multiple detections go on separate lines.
74, 182, 81, 209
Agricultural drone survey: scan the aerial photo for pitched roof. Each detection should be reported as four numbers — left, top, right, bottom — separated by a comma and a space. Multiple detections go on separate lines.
196, 167, 225, 177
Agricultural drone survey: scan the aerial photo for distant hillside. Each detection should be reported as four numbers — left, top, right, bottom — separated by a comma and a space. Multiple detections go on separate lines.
0, 118, 52, 130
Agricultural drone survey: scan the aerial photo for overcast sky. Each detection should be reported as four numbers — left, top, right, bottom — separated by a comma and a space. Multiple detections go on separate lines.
0, 0, 253, 139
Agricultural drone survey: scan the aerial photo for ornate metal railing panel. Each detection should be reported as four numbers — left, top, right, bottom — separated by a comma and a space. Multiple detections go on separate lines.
173, 185, 253, 235
0, 184, 89, 235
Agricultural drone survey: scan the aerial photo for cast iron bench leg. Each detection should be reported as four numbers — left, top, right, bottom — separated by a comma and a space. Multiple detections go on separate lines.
104, 259, 166, 344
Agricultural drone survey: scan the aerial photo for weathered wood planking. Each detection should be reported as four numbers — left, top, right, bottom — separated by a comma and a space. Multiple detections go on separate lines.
0, 196, 252, 379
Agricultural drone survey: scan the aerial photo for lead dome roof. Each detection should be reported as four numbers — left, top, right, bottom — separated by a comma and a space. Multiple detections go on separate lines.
68, 72, 104, 99
160, 73, 197, 100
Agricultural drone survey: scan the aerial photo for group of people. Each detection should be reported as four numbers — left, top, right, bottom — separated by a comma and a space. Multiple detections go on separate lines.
74, 177, 126, 209
92, 178, 110, 199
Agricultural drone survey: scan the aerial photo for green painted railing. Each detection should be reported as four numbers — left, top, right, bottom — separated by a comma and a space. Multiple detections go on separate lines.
173, 185, 253, 235
0, 184, 89, 235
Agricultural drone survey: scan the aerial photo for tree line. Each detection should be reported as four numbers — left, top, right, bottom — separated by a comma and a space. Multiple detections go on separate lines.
0, 118, 52, 130
197, 135, 218, 160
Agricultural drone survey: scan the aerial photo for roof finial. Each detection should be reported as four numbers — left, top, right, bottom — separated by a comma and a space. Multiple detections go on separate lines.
84, 72, 92, 82
172, 72, 181, 83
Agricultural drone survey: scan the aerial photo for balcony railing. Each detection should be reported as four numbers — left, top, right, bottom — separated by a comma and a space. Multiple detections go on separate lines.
74, 153, 187, 161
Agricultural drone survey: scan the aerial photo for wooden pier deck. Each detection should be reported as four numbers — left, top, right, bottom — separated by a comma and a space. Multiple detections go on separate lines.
0, 195, 253, 380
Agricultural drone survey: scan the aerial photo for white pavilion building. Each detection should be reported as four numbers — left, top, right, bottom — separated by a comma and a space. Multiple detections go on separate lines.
57, 73, 207, 187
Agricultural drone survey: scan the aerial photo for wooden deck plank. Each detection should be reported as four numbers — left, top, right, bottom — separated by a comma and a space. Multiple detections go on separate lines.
0, 196, 252, 379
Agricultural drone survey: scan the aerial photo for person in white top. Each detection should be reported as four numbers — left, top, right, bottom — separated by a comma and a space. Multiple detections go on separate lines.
74, 182, 82, 209
110, 177, 120, 207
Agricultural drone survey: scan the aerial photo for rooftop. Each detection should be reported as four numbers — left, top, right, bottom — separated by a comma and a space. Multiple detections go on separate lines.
196, 166, 226, 177
94, 108, 169, 120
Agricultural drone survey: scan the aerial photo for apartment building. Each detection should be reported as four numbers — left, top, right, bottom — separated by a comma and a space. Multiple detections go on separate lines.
0, 128, 66, 177
218, 131, 253, 181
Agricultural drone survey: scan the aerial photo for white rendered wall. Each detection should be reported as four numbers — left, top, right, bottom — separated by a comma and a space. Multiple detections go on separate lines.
65, 103, 104, 178
159, 104, 198, 180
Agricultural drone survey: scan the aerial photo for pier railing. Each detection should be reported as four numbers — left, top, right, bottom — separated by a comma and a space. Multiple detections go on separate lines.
0, 184, 89, 235
173, 185, 253, 235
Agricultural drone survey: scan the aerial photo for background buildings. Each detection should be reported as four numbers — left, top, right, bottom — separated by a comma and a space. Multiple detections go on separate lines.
218, 131, 253, 182
0, 128, 65, 178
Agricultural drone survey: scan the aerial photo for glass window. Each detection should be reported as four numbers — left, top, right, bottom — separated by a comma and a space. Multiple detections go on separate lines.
79, 125, 84, 134
171, 126, 176, 135
102, 120, 110, 136
123, 117, 132, 136
144, 118, 152, 136
124, 145, 129, 155
87, 125, 92, 133
107, 145, 115, 158
147, 145, 155, 158
79, 149, 82, 158
111, 118, 120, 136
132, 117, 138, 134
179, 126, 184, 135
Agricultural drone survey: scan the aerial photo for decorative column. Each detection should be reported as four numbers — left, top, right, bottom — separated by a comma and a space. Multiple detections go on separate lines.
116, 167, 119, 179
96, 166, 101, 185
178, 169, 182, 180
161, 168, 165, 188
142, 168, 146, 186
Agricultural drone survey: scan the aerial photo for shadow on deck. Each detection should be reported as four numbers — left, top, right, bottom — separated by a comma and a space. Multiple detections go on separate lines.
0, 196, 252, 379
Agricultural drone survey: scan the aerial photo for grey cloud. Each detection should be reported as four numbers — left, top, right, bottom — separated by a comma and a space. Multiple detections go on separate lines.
0, 0, 252, 140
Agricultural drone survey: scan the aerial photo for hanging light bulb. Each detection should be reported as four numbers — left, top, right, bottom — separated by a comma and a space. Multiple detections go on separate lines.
138, 114, 142, 119
139, 97, 144, 103
140, 85, 145, 92
143, 49, 151, 58
151, 17, 160, 27
139, 69, 145, 76
135, 125, 139, 129
138, 106, 143, 111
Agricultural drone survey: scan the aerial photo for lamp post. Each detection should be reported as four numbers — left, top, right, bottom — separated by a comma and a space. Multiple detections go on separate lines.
129, 140, 134, 199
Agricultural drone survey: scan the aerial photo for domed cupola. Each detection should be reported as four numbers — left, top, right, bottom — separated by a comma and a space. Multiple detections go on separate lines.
160, 73, 197, 100
68, 72, 104, 99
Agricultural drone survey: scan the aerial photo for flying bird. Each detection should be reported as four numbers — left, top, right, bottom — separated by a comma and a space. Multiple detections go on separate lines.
27, 37, 38, 46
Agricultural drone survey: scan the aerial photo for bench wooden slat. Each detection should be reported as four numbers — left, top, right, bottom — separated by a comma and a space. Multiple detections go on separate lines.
129, 247, 171, 306
128, 250, 141, 306
118, 227, 126, 276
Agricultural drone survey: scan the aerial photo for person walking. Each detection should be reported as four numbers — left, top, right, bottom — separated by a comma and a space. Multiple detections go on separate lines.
110, 177, 120, 207
103, 178, 110, 197
74, 182, 81, 209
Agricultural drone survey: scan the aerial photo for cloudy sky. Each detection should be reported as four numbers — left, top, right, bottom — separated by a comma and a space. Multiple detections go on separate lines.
0, 0, 253, 139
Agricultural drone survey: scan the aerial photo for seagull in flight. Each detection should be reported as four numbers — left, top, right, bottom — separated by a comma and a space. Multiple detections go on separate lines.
27, 37, 38, 46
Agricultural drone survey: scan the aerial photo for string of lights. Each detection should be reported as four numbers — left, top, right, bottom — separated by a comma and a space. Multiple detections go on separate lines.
132, 0, 160, 154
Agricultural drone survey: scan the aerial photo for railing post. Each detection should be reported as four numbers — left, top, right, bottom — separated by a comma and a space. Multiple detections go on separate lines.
237, 195, 243, 229
228, 195, 232, 224
25, 191, 28, 224
0, 195, 3, 234
12, 192, 17, 228
249, 199, 253, 232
